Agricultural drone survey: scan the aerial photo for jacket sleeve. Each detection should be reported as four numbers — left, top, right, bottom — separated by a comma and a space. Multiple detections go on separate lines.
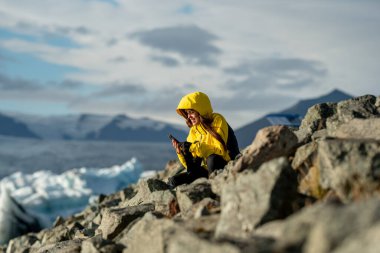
189, 114, 229, 159
177, 152, 187, 169
176, 130, 196, 169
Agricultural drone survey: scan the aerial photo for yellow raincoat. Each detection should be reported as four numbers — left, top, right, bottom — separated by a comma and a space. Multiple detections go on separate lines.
176, 92, 231, 170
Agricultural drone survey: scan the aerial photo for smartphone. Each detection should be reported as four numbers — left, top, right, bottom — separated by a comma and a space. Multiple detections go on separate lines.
168, 134, 179, 143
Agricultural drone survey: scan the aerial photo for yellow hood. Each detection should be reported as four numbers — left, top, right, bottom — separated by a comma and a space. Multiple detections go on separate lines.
176, 92, 213, 119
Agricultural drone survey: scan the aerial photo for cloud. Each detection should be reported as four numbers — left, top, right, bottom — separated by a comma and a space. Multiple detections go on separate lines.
150, 55, 179, 67
12, 21, 91, 49
56, 80, 85, 89
0, 72, 85, 103
212, 92, 296, 112
0, 72, 42, 91
109, 56, 127, 63
50, 25, 92, 37
225, 57, 328, 92
0, 0, 379, 127
131, 25, 221, 66
94, 83, 146, 97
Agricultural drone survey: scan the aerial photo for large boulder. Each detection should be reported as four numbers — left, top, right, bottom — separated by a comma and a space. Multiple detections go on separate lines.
5, 234, 39, 253
274, 197, 380, 253
81, 234, 124, 253
232, 125, 299, 173
122, 178, 179, 217
175, 178, 217, 217
317, 139, 380, 202
215, 157, 299, 240
119, 212, 239, 253
299, 102, 337, 134
29, 239, 83, 253
332, 221, 380, 253
297, 95, 379, 144
96, 204, 154, 240
165, 226, 240, 253
326, 95, 378, 131
255, 198, 380, 253
292, 136, 380, 201
328, 118, 380, 140
118, 213, 174, 253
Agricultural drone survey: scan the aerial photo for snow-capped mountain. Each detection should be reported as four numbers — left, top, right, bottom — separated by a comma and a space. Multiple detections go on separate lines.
85, 115, 187, 142
0, 112, 187, 142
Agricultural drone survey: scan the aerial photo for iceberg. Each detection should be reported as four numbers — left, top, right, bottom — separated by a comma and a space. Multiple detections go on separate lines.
0, 184, 41, 244
0, 157, 143, 243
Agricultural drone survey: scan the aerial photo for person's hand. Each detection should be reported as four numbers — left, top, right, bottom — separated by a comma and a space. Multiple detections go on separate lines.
172, 139, 181, 154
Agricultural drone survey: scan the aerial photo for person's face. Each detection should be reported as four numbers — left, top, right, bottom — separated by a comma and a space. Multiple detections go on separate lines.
185, 109, 200, 126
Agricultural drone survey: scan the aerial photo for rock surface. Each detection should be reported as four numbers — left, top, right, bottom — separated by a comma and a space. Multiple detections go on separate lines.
2, 94, 380, 253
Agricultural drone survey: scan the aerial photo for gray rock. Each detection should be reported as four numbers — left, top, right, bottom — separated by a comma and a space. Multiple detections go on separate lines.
53, 216, 65, 228
233, 125, 299, 173
253, 220, 285, 240
122, 179, 178, 217
299, 95, 379, 140
317, 139, 380, 202
145, 178, 171, 192
97, 204, 154, 240
304, 198, 380, 253
291, 141, 325, 198
293, 127, 312, 145
5, 234, 39, 253
156, 160, 183, 182
30, 239, 82, 253
209, 159, 238, 196
274, 197, 380, 253
215, 157, 298, 240
81, 234, 123, 253
40, 225, 70, 245
118, 212, 175, 253
165, 227, 240, 253
119, 212, 239, 253
299, 102, 337, 134
191, 198, 220, 219
176, 178, 217, 217
74, 227, 96, 240
328, 118, 380, 140
181, 213, 221, 239
120, 186, 137, 202
326, 95, 379, 131
311, 129, 328, 141
292, 142, 318, 171
332, 221, 380, 253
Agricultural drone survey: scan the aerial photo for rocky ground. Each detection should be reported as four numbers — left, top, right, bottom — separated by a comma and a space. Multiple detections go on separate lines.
1, 94, 380, 253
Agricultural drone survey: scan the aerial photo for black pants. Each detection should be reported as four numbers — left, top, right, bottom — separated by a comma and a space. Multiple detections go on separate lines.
168, 154, 227, 188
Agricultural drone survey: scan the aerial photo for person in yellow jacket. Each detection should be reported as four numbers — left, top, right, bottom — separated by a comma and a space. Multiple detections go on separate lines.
168, 91, 240, 189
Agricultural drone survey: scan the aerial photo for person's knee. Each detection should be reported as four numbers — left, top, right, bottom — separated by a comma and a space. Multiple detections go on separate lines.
207, 154, 227, 173
167, 172, 187, 189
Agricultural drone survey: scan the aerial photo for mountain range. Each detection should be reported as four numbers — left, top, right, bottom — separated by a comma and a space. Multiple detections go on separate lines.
0, 89, 353, 145
0, 112, 188, 142
235, 89, 353, 147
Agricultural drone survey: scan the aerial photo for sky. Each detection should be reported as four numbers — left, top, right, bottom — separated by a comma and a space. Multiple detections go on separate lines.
0, 0, 379, 129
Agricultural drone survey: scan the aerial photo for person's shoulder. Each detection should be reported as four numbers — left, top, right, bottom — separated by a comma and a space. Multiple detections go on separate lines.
211, 113, 227, 125
212, 112, 226, 120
